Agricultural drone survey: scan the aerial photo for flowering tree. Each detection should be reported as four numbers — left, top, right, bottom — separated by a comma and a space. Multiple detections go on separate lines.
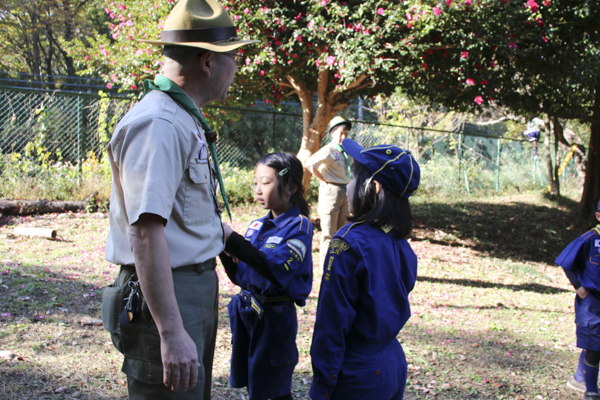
73, 0, 428, 187
395, 0, 600, 216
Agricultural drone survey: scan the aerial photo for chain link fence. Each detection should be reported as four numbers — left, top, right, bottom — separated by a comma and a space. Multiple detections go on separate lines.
0, 84, 582, 195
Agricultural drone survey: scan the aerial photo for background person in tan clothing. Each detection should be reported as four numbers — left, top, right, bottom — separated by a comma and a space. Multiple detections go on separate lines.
306, 116, 352, 267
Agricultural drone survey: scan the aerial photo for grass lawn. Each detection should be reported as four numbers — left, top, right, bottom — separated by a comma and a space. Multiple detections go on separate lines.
0, 190, 593, 399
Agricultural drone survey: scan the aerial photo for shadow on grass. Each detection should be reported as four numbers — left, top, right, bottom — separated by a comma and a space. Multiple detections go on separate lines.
417, 276, 571, 295
413, 198, 590, 265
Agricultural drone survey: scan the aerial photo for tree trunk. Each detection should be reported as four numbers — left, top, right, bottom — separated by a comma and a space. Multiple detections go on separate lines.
580, 119, 600, 217
545, 117, 559, 195
0, 192, 97, 216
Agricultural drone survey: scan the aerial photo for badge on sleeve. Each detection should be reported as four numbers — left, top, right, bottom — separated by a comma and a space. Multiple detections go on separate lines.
287, 239, 306, 262
595, 240, 600, 247
245, 229, 255, 238
249, 221, 263, 231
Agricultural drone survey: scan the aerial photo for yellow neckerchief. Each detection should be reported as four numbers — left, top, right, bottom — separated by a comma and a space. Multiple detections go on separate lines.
593, 224, 600, 236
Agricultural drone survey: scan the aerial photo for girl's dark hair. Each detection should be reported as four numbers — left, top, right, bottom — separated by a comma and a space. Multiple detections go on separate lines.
348, 161, 413, 238
257, 153, 310, 218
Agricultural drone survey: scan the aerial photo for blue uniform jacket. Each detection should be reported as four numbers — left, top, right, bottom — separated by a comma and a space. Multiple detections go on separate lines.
310, 222, 418, 399
556, 225, 600, 292
228, 205, 313, 303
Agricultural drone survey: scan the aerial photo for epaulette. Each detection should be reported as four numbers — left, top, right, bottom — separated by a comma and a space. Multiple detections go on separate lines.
298, 214, 311, 235
341, 221, 364, 238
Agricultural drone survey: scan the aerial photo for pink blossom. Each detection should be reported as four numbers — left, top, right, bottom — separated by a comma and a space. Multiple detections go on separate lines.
377, 8, 384, 15
107, 83, 113, 89
480, 79, 489, 85
84, 55, 89, 61
544, 0, 549, 5
433, 6, 441, 15
245, 58, 251, 66
234, 15, 240, 21
422, 63, 428, 69
411, 70, 418, 78
126, 20, 134, 27
334, 73, 341, 78
465, 0, 472, 5
109, 12, 115, 18
131, 84, 137, 90
260, 70, 265, 76
244, 8, 250, 14
326, 55, 336, 65
101, 48, 109, 56
446, 0, 454, 7
466, 78, 475, 86
321, 0, 328, 5
461, 51, 469, 59
315, 59, 322, 67
508, 41, 517, 49
308, 21, 314, 29
104, 7, 110, 13
474, 96, 484, 105
119, 5, 126, 10
542, 35, 548, 42
297, 35, 303, 42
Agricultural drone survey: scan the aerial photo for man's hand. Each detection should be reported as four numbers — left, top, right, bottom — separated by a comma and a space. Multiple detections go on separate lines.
576, 286, 589, 300
161, 330, 199, 392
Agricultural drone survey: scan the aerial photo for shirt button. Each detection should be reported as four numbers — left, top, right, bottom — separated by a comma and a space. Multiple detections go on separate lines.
259, 236, 264, 241
375, 370, 381, 375
331, 374, 336, 379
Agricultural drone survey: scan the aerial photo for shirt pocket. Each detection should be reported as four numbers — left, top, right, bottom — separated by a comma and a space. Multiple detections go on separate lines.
183, 163, 213, 225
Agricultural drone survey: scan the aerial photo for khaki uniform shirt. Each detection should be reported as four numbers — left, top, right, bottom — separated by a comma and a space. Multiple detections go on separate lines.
306, 143, 352, 185
105, 90, 225, 268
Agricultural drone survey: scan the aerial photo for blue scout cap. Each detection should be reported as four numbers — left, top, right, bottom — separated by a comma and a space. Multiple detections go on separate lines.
342, 139, 420, 199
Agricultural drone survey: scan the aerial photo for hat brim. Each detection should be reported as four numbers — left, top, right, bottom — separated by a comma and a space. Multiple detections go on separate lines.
342, 138, 366, 164
137, 38, 261, 52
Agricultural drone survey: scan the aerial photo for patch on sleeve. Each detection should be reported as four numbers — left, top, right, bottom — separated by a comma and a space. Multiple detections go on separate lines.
328, 238, 349, 256
286, 239, 306, 262
245, 229, 255, 238
249, 221, 263, 231
266, 236, 283, 245
595, 239, 600, 247
264, 244, 276, 250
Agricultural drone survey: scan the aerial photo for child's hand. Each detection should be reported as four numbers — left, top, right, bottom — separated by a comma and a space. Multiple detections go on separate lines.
224, 251, 241, 264
222, 223, 234, 241
576, 286, 589, 299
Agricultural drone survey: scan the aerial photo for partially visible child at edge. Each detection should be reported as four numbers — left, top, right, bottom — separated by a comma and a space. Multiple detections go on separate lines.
310, 139, 420, 400
556, 200, 600, 400
219, 153, 313, 400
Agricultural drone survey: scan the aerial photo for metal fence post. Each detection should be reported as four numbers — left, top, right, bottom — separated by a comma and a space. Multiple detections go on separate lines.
496, 138, 501, 193
77, 96, 82, 185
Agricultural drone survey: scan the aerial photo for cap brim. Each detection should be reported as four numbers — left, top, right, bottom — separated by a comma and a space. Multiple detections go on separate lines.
137, 38, 261, 52
342, 138, 366, 164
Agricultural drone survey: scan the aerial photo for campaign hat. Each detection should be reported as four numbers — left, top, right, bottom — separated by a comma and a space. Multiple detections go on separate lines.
342, 139, 420, 199
139, 0, 260, 52
327, 116, 352, 134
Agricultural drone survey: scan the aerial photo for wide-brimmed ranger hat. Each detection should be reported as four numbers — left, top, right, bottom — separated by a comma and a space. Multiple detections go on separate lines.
343, 139, 420, 199
327, 116, 352, 134
139, 0, 260, 52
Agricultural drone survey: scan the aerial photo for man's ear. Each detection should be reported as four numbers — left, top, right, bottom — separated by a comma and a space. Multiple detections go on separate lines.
197, 51, 215, 77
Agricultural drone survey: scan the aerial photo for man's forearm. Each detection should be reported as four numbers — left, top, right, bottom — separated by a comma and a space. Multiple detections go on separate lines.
306, 164, 327, 182
129, 215, 183, 336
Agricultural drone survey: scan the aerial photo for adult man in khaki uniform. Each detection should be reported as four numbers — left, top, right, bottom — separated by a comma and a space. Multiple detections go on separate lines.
102, 1, 258, 398
306, 116, 352, 267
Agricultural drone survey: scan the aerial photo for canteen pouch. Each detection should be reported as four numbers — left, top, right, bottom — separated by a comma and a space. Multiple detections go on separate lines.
102, 265, 138, 353
102, 265, 163, 384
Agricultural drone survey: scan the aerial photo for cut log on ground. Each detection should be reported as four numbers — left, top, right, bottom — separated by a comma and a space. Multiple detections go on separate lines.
13, 227, 57, 240
0, 192, 98, 216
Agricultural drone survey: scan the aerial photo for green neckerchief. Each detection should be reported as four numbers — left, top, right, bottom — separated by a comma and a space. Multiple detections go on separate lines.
143, 75, 231, 221
332, 143, 351, 177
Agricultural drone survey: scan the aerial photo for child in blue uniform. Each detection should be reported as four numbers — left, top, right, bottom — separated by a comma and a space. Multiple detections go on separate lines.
310, 139, 420, 400
556, 200, 600, 400
220, 153, 313, 400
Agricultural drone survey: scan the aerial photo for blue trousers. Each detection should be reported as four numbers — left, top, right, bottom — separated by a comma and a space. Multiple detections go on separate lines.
228, 293, 299, 400
330, 339, 407, 400
576, 293, 600, 351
